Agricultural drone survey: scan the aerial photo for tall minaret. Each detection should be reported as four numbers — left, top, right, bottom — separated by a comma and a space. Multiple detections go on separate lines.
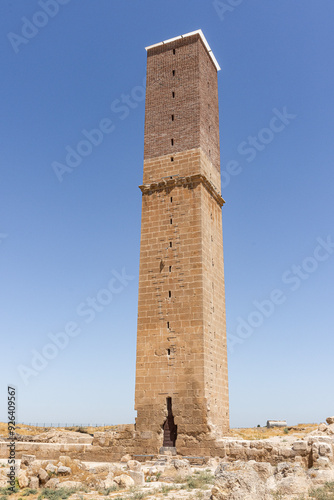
135, 30, 229, 454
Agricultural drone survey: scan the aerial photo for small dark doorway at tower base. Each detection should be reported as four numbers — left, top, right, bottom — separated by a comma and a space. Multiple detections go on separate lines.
162, 397, 177, 447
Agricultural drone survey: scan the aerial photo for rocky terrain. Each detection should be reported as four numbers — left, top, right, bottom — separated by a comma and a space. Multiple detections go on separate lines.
0, 418, 334, 499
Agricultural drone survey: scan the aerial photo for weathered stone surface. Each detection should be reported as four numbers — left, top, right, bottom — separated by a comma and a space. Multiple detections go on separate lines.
250, 461, 273, 481
29, 476, 39, 489
18, 470, 29, 488
316, 457, 331, 468
38, 468, 48, 483
58, 465, 71, 475
127, 470, 145, 486
212, 462, 267, 500
44, 477, 60, 489
120, 454, 132, 463
319, 443, 332, 456
135, 33, 229, 454
87, 463, 109, 474
56, 480, 82, 489
58, 455, 72, 466
307, 468, 334, 485
45, 463, 58, 474
273, 463, 311, 495
113, 474, 135, 488
211, 460, 320, 499
103, 472, 116, 489
160, 458, 191, 481
32, 430, 92, 444
28, 460, 43, 476
21, 454, 36, 466
0, 477, 8, 488
326, 417, 334, 425
127, 459, 141, 471
292, 441, 308, 453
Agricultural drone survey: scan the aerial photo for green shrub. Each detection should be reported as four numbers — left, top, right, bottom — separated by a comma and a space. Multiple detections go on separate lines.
159, 485, 175, 495
37, 487, 78, 500
22, 489, 38, 497
179, 471, 215, 490
0, 486, 18, 496
100, 485, 118, 495
308, 481, 334, 499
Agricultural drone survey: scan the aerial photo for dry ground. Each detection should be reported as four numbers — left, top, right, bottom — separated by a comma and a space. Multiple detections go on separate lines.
0, 422, 319, 440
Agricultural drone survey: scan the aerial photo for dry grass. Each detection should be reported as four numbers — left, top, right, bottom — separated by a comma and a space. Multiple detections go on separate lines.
228, 423, 318, 440
0, 423, 118, 438
0, 422, 319, 441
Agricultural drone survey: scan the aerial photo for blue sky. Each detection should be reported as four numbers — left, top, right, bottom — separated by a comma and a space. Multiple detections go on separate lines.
0, 0, 333, 429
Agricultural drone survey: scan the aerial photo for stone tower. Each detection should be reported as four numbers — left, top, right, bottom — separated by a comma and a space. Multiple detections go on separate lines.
135, 30, 229, 455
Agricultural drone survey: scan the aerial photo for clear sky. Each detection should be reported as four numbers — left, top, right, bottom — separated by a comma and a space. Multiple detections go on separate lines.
0, 0, 333, 429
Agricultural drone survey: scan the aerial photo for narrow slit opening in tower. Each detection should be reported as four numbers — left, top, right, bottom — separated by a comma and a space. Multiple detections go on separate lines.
172, 70, 175, 76
171, 138, 174, 146
163, 397, 177, 447
168, 290, 171, 298
172, 91, 175, 98
171, 114, 174, 121
173, 49, 176, 55
169, 266, 172, 272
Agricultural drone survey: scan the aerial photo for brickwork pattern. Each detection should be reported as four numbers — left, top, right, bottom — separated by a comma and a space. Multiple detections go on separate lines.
135, 32, 229, 454
144, 34, 220, 173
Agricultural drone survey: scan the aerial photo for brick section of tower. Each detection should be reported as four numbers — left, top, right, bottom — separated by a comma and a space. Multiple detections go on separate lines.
144, 34, 220, 174
135, 32, 229, 455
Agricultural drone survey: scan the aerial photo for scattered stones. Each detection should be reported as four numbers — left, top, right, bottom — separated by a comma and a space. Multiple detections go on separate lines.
212, 461, 267, 500
113, 473, 135, 488
292, 441, 308, 453
27, 430, 93, 444
0, 477, 8, 488
29, 476, 39, 489
18, 470, 29, 488
316, 457, 331, 468
160, 458, 191, 481
212, 461, 313, 499
21, 454, 36, 466
44, 477, 60, 489
103, 472, 116, 489
127, 459, 141, 471
58, 455, 72, 466
56, 480, 83, 489
45, 463, 58, 474
88, 463, 109, 473
38, 468, 49, 483
57, 465, 72, 475
2, 420, 334, 499
29, 460, 43, 476
127, 470, 145, 486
